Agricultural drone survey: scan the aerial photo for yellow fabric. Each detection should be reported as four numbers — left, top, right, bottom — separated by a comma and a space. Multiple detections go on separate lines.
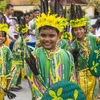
0, 76, 7, 100
0, 90, 5, 100
4, 35, 9, 47
77, 69, 96, 100
36, 13, 68, 32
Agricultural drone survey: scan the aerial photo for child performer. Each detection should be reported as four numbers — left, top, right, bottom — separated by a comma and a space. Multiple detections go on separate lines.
0, 24, 13, 100
25, 12, 76, 100
11, 21, 28, 90
70, 3, 100, 100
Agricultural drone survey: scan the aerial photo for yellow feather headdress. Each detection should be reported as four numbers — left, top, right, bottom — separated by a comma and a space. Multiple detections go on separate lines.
36, 13, 68, 32
70, 3, 87, 28
15, 24, 28, 34
70, 18, 87, 28
61, 32, 72, 41
0, 24, 9, 33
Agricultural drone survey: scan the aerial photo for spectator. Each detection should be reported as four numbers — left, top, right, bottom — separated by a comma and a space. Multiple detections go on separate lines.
28, 8, 40, 42
90, 24, 96, 35
95, 18, 100, 37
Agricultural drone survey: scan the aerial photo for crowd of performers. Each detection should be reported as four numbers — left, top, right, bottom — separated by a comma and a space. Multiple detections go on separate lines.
0, 1, 100, 100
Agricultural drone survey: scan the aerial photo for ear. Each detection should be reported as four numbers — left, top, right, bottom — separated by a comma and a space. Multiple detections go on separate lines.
58, 32, 61, 39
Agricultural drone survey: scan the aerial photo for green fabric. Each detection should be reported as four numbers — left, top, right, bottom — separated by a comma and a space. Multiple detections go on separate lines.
34, 47, 74, 87
71, 34, 100, 99
88, 45, 100, 77
0, 45, 12, 75
42, 81, 86, 100
71, 34, 99, 70
58, 39, 69, 50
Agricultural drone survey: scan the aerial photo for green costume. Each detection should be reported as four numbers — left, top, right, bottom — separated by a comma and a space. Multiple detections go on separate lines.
11, 36, 27, 87
57, 39, 70, 50
71, 34, 100, 100
0, 45, 12, 100
26, 46, 75, 99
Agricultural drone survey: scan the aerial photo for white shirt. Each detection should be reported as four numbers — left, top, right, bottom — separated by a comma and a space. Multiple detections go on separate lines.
96, 28, 100, 37
8, 26, 18, 42
4, 14, 12, 25
28, 18, 36, 42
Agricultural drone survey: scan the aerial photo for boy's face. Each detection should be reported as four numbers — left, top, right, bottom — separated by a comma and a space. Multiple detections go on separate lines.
73, 27, 85, 39
33, 11, 40, 18
39, 28, 59, 51
0, 32, 6, 44
25, 15, 30, 23
90, 27, 95, 35
7, 7, 14, 15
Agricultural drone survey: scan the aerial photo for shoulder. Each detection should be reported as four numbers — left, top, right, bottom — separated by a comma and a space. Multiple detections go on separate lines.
2, 45, 11, 52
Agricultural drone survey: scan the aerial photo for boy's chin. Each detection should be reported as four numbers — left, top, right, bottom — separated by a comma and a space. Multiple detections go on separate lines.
43, 46, 52, 50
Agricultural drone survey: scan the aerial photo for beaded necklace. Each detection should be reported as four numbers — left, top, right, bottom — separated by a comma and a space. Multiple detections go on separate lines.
76, 35, 91, 60
44, 46, 59, 61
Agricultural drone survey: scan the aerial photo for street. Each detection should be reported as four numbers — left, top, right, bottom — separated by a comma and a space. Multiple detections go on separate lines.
4, 79, 100, 100
5, 79, 32, 100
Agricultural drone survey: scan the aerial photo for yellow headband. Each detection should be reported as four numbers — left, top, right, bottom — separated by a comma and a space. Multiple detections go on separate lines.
36, 13, 68, 32
70, 18, 87, 28
0, 24, 9, 33
61, 32, 72, 41
16, 24, 28, 34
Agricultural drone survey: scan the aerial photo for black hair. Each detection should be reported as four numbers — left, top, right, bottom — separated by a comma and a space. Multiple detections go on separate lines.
33, 8, 40, 13
0, 12, 4, 23
39, 25, 59, 34
1, 16, 7, 24
71, 26, 86, 34
24, 12, 30, 17
95, 18, 100, 30
2, 31, 6, 37
6, 4, 13, 10
91, 24, 96, 28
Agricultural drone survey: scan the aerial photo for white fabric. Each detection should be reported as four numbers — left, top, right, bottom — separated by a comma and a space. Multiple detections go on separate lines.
8, 26, 18, 42
4, 14, 12, 25
96, 28, 100, 37
28, 18, 36, 42
28, 18, 36, 29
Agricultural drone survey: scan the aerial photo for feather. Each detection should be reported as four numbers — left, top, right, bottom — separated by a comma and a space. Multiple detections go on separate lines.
25, 51, 39, 75
44, 0, 48, 14
0, 85, 16, 99
40, 0, 45, 13
50, 2, 54, 14
70, 3, 76, 20
54, 0, 60, 16
4, 89, 16, 99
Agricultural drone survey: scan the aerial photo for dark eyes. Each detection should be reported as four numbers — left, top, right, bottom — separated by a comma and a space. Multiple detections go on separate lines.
40, 34, 46, 37
40, 34, 56, 38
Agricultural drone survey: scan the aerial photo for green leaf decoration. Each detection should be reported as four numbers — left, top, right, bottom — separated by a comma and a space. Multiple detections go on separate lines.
94, 50, 98, 53
57, 88, 63, 96
49, 90, 57, 98
94, 68, 97, 73
91, 61, 98, 73
74, 90, 78, 100
57, 97, 63, 100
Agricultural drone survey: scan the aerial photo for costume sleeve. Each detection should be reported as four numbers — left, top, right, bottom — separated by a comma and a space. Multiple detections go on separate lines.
26, 49, 47, 99
96, 37, 100, 45
66, 51, 77, 83
7, 48, 12, 74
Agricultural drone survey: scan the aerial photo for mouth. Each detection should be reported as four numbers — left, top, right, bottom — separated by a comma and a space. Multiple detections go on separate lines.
77, 33, 82, 38
42, 41, 52, 47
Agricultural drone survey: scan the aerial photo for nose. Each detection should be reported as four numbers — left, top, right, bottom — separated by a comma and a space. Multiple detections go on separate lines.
77, 29, 81, 33
44, 36, 50, 41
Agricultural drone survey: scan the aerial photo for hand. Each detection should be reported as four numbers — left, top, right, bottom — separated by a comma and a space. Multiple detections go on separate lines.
21, 50, 24, 56
12, 38, 16, 42
29, 30, 35, 36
